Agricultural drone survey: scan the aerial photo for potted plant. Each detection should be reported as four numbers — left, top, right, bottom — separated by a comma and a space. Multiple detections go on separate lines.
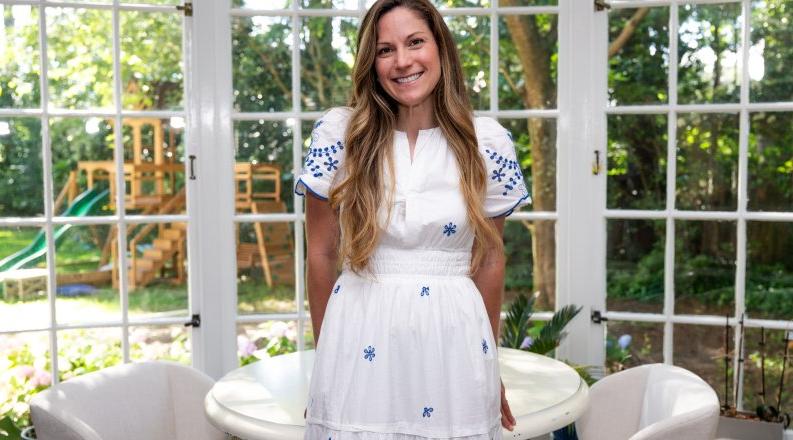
716, 320, 790, 439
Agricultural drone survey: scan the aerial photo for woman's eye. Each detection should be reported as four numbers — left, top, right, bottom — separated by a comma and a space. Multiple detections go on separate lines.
377, 47, 392, 55
409, 38, 425, 47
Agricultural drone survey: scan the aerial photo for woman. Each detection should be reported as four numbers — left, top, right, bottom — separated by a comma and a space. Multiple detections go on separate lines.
294, 0, 529, 438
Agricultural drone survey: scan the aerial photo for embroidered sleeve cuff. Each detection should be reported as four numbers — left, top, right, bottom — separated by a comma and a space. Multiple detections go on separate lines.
294, 176, 329, 201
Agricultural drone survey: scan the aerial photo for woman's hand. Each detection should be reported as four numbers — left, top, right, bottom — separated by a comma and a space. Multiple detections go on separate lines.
500, 377, 516, 431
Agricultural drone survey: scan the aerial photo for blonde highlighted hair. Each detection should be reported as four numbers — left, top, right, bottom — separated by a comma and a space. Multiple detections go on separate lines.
328, 0, 503, 275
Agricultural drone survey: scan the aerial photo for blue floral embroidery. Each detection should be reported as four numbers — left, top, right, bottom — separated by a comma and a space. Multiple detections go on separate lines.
442, 222, 457, 237
333, 284, 340, 294
482, 338, 489, 354
363, 345, 376, 362
304, 125, 344, 178
420, 286, 430, 297
422, 407, 434, 418
485, 148, 525, 197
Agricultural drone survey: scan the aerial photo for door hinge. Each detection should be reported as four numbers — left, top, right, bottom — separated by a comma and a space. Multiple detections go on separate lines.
177, 2, 193, 17
184, 313, 201, 328
591, 310, 608, 324
594, 0, 611, 11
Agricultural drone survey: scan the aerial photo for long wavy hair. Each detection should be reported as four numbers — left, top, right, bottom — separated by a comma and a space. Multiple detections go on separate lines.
328, 0, 503, 276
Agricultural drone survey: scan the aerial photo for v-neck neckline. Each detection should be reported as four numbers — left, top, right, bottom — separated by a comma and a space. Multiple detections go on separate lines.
395, 127, 439, 165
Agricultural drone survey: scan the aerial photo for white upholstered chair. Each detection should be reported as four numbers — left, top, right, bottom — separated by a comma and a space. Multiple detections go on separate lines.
29, 361, 225, 440
576, 363, 720, 440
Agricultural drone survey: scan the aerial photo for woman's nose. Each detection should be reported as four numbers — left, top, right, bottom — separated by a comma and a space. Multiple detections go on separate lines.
395, 48, 412, 69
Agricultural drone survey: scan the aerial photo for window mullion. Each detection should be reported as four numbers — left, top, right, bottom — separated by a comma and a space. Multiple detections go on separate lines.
555, 0, 607, 370
292, 0, 306, 353
37, 0, 60, 387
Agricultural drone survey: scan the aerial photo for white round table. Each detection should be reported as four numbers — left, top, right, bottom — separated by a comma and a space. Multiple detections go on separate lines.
205, 347, 589, 440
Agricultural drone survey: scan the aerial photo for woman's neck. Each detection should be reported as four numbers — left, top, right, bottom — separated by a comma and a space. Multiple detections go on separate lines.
395, 100, 436, 135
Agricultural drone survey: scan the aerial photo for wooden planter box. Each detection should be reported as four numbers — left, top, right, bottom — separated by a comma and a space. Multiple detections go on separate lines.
716, 414, 784, 440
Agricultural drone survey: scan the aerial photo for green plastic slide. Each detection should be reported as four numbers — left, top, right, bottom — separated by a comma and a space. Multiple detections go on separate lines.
0, 188, 110, 272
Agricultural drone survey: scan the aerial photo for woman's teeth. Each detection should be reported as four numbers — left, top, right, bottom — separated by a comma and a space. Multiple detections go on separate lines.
396, 72, 422, 84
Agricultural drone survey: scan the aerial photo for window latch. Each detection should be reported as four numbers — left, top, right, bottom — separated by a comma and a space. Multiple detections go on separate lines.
594, 0, 611, 11
176, 2, 193, 17
184, 313, 201, 328
591, 310, 608, 324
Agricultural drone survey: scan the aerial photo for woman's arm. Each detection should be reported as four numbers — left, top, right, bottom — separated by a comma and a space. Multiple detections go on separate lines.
471, 216, 506, 345
305, 193, 340, 347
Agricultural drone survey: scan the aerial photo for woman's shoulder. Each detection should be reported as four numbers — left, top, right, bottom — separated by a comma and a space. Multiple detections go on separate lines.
315, 106, 353, 131
473, 116, 512, 152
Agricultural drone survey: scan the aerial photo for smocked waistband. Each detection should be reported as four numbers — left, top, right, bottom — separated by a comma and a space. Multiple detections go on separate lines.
342, 247, 472, 277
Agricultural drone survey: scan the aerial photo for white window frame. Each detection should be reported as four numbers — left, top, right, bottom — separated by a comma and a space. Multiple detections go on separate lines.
0, 0, 196, 383
202, 0, 564, 378
571, 0, 793, 421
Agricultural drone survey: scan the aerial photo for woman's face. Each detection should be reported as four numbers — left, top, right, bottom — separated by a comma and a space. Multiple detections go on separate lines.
374, 7, 441, 110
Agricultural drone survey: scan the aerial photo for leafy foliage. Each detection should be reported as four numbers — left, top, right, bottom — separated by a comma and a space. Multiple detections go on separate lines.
500, 292, 582, 357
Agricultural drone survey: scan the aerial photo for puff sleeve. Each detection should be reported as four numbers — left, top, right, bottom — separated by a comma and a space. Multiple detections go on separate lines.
294, 107, 351, 201
476, 117, 531, 217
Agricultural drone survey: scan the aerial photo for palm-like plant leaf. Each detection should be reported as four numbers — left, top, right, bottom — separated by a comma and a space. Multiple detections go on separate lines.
500, 292, 534, 349
527, 304, 583, 356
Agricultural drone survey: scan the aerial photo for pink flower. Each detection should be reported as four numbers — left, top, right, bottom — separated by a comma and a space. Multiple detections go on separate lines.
30, 369, 52, 387
237, 335, 256, 356
15, 365, 35, 380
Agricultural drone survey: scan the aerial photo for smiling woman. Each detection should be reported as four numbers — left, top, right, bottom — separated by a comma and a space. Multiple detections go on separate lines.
296, 1, 529, 439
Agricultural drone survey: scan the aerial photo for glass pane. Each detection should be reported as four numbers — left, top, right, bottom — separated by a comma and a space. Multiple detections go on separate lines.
0, 226, 50, 331
120, 117, 186, 214
674, 324, 729, 406
742, 327, 793, 413
235, 120, 294, 214
120, 10, 184, 110
607, 219, 665, 314
0, 5, 41, 109
127, 222, 188, 319
0, 117, 43, 217
501, 0, 556, 5
0, 331, 50, 434
237, 321, 300, 366
47, 7, 114, 110
504, 220, 555, 312
677, 3, 742, 104
746, 222, 793, 321
300, 17, 357, 112
608, 7, 669, 106
748, 112, 793, 212
676, 113, 739, 211
750, 0, 793, 102
301, 0, 359, 7
55, 224, 119, 326
431, 0, 490, 7
605, 321, 664, 373
237, 221, 297, 315
50, 117, 115, 216
499, 118, 556, 212
234, 0, 290, 9
499, 14, 557, 110
446, 15, 490, 111
123, 0, 182, 4
674, 220, 735, 316
130, 325, 191, 364
57, 327, 122, 380
305, 320, 315, 350
607, 114, 667, 210
232, 16, 292, 112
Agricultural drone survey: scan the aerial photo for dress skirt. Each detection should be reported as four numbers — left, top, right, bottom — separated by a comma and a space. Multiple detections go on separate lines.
304, 247, 503, 440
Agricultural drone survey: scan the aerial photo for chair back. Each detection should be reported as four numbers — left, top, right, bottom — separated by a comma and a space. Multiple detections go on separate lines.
30, 361, 225, 440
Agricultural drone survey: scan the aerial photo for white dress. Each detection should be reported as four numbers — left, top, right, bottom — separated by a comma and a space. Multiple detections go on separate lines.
294, 107, 530, 440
